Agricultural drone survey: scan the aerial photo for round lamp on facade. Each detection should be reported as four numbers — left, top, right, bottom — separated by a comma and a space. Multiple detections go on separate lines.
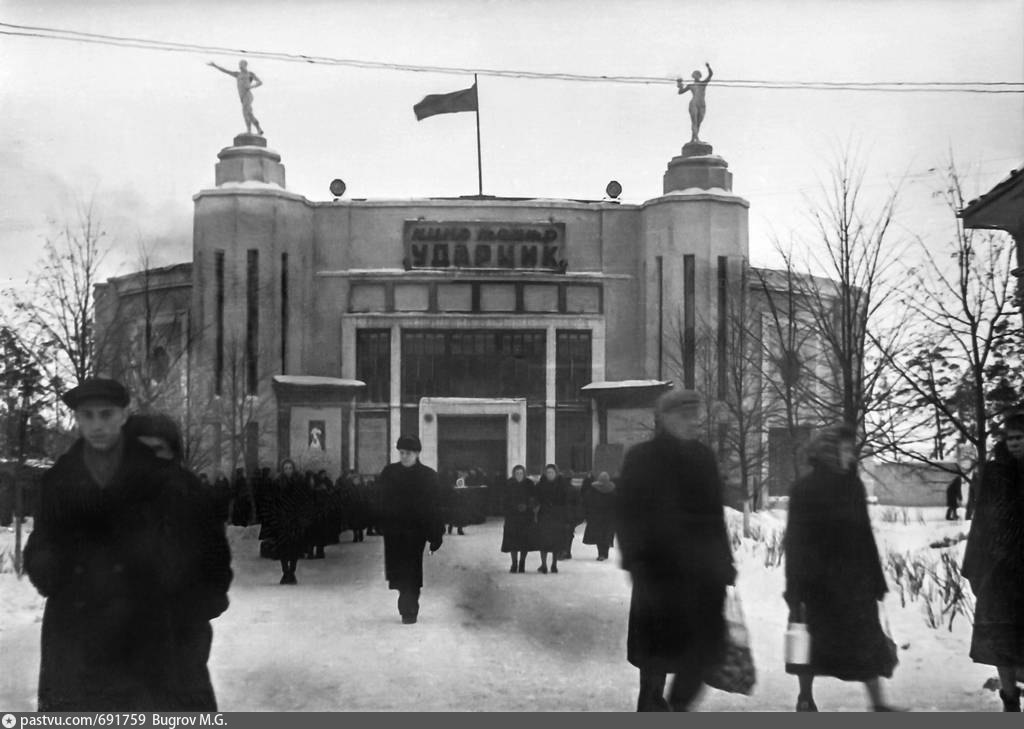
605, 180, 622, 199
329, 178, 347, 198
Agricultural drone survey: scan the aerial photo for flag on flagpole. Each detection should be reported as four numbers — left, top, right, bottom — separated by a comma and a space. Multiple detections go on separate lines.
413, 83, 478, 121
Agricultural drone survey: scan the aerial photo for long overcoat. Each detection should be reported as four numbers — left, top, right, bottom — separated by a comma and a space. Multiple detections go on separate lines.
379, 460, 444, 591
582, 479, 617, 548
24, 439, 196, 711
536, 474, 570, 552
615, 432, 735, 673
166, 467, 233, 711
784, 464, 893, 680
501, 476, 540, 553
267, 475, 315, 560
962, 441, 1024, 666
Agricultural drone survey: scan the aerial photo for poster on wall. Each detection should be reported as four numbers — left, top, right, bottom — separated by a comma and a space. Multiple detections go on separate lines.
308, 420, 326, 451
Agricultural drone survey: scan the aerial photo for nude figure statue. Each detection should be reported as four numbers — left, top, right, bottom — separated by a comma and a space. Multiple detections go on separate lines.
676, 62, 713, 143
208, 59, 265, 136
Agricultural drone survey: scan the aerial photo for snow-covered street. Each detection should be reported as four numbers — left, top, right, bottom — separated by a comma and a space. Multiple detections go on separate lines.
0, 510, 1006, 711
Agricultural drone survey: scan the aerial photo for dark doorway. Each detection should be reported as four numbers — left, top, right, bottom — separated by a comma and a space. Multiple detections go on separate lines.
437, 415, 507, 518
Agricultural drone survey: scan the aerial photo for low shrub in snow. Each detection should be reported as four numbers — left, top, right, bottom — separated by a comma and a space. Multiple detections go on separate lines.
884, 546, 974, 632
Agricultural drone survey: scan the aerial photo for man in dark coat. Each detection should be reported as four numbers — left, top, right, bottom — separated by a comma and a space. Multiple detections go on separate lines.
963, 412, 1024, 711
945, 475, 963, 521
123, 412, 233, 711
378, 434, 444, 624
23, 379, 208, 711
615, 389, 736, 712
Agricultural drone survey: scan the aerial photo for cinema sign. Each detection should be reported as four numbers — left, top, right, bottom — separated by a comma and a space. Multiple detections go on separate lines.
403, 221, 566, 271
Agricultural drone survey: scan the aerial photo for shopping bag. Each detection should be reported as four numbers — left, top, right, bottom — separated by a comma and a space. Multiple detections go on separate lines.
704, 586, 757, 695
879, 602, 899, 678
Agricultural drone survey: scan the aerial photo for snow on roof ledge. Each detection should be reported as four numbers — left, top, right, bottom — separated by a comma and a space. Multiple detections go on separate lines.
581, 380, 671, 391
272, 375, 365, 388
218, 180, 286, 190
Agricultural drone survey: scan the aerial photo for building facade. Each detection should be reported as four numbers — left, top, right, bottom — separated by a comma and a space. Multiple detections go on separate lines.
97, 133, 840, 495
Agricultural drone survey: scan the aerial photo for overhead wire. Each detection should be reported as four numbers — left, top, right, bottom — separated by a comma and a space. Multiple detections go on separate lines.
2, 21, 1023, 93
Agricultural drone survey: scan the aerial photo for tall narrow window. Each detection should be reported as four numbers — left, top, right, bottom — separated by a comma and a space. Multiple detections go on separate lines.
656, 256, 664, 380
280, 252, 289, 374
717, 256, 728, 400
356, 329, 391, 403
214, 250, 225, 396
683, 254, 696, 389
246, 249, 259, 395
556, 330, 592, 403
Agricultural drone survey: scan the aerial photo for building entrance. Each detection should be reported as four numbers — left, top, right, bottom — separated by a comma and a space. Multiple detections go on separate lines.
438, 415, 507, 517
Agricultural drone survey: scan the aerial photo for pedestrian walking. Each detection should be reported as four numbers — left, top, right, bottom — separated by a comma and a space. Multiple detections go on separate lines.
962, 412, 1024, 711
306, 470, 333, 559
268, 459, 314, 584
123, 413, 232, 711
583, 471, 617, 561
378, 435, 444, 624
783, 424, 900, 712
229, 468, 252, 527
536, 464, 569, 574
338, 470, 368, 542
946, 475, 963, 521
211, 472, 231, 524
615, 389, 736, 712
23, 379, 208, 710
501, 465, 540, 573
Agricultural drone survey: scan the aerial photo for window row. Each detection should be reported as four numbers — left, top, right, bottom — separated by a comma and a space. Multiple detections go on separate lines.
355, 328, 592, 404
349, 281, 601, 315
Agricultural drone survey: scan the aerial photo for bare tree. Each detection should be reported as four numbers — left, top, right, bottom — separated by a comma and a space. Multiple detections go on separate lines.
665, 263, 767, 531
9, 196, 112, 392
782, 146, 910, 457
95, 243, 196, 415
751, 261, 821, 496
879, 159, 1022, 479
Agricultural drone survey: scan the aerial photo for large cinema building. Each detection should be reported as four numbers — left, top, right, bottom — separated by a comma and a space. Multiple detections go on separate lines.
97, 132, 826, 492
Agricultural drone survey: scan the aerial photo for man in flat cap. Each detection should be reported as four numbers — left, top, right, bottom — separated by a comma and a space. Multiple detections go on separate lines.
377, 434, 444, 624
614, 389, 736, 711
23, 378, 199, 710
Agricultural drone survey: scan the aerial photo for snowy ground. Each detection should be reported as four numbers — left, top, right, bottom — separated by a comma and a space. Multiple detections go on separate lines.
0, 508, 1006, 711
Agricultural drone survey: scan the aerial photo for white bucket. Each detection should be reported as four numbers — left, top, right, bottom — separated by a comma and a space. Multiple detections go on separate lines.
785, 622, 811, 665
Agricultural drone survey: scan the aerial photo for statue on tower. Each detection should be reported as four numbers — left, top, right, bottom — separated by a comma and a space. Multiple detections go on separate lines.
208, 59, 265, 136
676, 62, 713, 144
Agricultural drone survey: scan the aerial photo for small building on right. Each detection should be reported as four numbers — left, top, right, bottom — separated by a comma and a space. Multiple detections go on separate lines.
959, 164, 1024, 325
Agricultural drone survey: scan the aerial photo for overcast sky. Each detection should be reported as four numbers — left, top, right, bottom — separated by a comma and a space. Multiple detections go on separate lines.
1, 0, 1021, 287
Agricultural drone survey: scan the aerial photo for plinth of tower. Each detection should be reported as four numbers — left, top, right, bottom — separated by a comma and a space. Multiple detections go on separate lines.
215, 134, 286, 187
663, 141, 733, 193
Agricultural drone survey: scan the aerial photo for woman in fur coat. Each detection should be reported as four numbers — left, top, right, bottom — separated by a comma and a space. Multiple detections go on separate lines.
783, 424, 899, 712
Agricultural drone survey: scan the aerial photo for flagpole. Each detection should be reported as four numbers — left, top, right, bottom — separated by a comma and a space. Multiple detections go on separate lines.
474, 74, 482, 196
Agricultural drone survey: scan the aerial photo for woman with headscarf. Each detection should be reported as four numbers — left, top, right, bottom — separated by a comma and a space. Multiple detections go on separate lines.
501, 465, 539, 573
783, 424, 899, 712
536, 464, 569, 574
269, 459, 313, 584
121, 413, 232, 711
583, 471, 617, 561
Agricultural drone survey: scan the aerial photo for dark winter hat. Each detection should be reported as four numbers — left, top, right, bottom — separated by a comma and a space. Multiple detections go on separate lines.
396, 434, 422, 452
124, 412, 183, 461
61, 378, 130, 409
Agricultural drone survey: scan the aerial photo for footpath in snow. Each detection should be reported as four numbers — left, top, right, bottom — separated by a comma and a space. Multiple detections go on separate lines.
0, 508, 1005, 711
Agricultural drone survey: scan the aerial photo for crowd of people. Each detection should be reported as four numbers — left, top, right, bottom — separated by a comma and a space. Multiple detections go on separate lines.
18, 376, 1024, 713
